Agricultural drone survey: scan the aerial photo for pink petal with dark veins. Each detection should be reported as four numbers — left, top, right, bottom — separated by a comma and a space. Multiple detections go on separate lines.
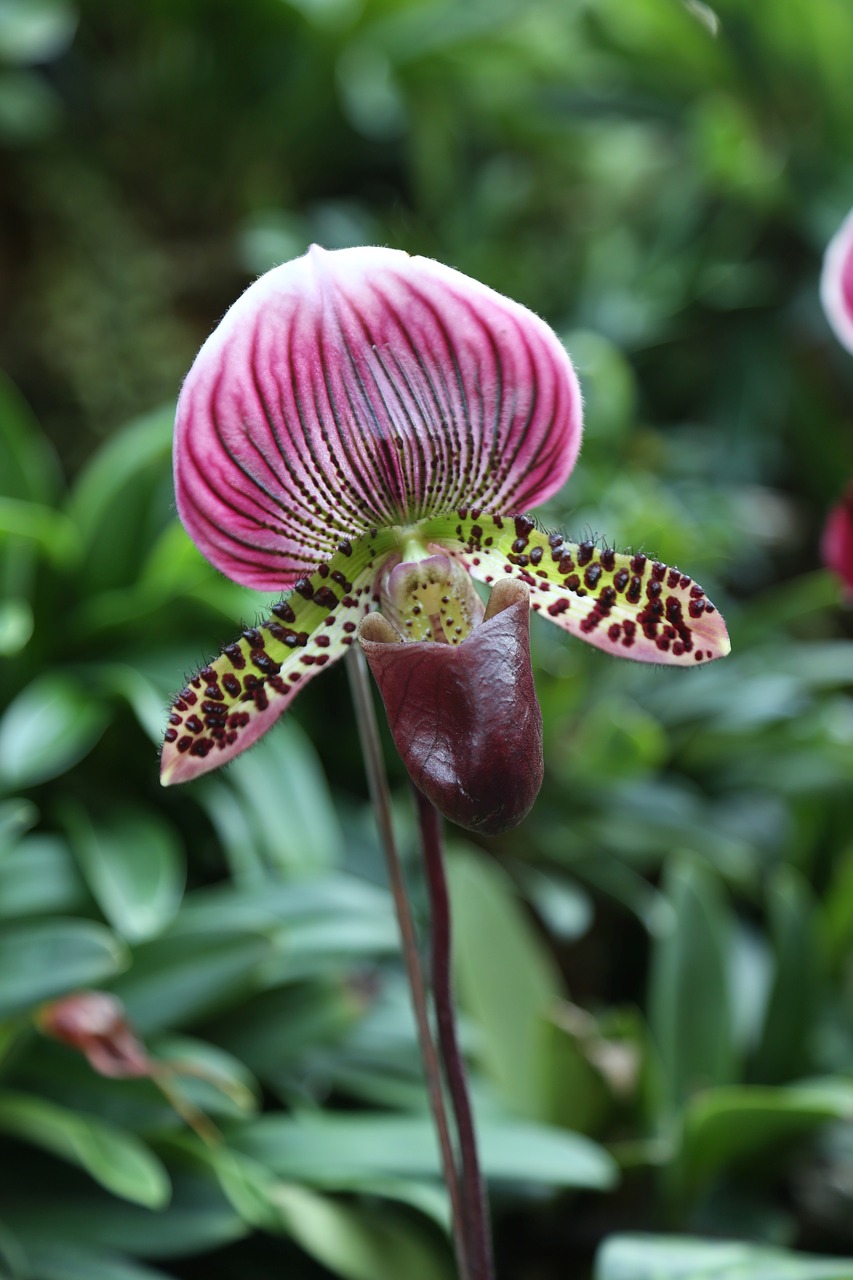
175, 246, 582, 589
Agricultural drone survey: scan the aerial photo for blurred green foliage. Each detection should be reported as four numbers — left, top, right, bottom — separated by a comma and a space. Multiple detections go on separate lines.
2, 0, 853, 1276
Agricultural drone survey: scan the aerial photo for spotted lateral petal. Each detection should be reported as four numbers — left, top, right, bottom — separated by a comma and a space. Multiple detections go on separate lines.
161, 535, 390, 785
424, 513, 730, 665
175, 245, 582, 590
821, 207, 853, 354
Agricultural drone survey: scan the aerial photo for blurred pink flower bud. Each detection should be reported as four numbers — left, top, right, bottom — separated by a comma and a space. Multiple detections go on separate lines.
822, 484, 853, 596
821, 207, 853, 354
38, 991, 151, 1078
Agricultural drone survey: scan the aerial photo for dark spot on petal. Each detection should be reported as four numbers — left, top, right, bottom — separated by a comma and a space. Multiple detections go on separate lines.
224, 643, 245, 669
252, 651, 281, 676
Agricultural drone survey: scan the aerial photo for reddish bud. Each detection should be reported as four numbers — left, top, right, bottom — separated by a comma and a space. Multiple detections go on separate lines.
822, 484, 853, 597
37, 991, 151, 1078
360, 579, 543, 835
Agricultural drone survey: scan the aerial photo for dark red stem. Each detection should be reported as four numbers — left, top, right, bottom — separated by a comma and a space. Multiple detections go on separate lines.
415, 788, 496, 1280
346, 651, 470, 1279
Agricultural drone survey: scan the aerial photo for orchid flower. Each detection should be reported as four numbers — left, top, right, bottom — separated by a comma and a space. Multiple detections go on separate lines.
161, 246, 730, 800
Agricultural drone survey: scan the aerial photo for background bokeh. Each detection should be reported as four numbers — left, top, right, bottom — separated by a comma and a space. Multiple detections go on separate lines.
2, 0, 853, 1277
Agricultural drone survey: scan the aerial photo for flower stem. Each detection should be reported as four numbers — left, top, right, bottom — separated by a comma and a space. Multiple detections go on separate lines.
346, 649, 470, 1280
414, 788, 495, 1280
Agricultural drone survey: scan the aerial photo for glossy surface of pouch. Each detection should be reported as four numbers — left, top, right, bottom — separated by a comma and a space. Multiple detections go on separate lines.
360, 581, 543, 835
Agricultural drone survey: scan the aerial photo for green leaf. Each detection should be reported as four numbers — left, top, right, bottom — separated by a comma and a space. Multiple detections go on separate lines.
447, 845, 600, 1128
0, 833, 85, 918
0, 497, 80, 568
0, 370, 60, 502
212, 720, 344, 877
0, 797, 38, 853
595, 1233, 853, 1279
821, 842, 853, 971
231, 1111, 618, 1191
65, 803, 185, 943
0, 673, 109, 790
152, 1035, 259, 1118
679, 1079, 853, 1189
751, 867, 821, 1084
109, 931, 274, 1034
0, 0, 77, 65
215, 1155, 452, 1280
24, 1246, 178, 1280
95, 663, 177, 745
648, 858, 735, 1116
169, 875, 399, 982
0, 919, 127, 1017
4, 1168, 246, 1257
66, 407, 175, 593
0, 1092, 170, 1209
171, 873, 392, 936
0, 597, 33, 656
208, 980, 364, 1080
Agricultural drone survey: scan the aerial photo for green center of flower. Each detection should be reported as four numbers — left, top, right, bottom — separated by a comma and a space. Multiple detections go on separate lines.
378, 530, 485, 644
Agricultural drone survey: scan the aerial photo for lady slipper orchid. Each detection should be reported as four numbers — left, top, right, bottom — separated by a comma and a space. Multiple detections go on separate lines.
161, 246, 730, 815
821, 206, 853, 354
